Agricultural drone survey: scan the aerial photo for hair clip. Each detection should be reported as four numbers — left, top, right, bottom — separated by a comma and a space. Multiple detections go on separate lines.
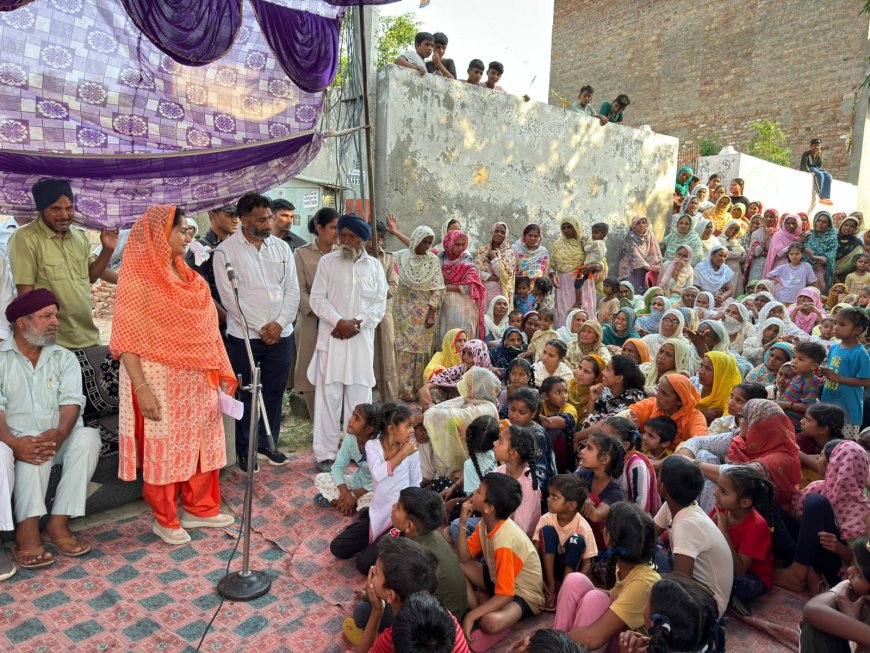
650, 612, 671, 633
599, 545, 626, 559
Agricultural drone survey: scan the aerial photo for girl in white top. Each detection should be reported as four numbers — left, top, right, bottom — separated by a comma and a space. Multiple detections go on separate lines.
365, 403, 421, 540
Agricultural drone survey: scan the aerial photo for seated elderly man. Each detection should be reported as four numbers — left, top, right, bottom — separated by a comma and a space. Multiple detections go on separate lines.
0, 289, 100, 574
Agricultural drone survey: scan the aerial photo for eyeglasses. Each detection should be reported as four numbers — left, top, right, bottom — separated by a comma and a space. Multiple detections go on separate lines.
661, 317, 679, 325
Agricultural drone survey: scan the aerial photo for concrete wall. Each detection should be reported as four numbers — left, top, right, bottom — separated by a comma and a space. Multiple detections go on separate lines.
549, 0, 870, 182
697, 152, 862, 218
374, 65, 679, 272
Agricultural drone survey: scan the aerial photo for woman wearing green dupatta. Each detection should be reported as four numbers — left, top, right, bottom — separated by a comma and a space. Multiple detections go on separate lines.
834, 215, 865, 282
618, 280, 644, 311
637, 286, 664, 315
675, 166, 694, 196
803, 210, 838, 293
602, 307, 640, 352
661, 213, 704, 264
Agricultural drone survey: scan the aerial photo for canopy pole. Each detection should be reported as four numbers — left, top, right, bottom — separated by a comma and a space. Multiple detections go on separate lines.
356, 4, 387, 400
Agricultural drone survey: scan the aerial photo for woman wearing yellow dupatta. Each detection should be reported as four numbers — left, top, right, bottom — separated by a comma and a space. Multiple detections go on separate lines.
703, 195, 732, 235
111, 206, 238, 545
423, 328, 467, 383
549, 215, 587, 327
696, 351, 742, 425
474, 221, 516, 307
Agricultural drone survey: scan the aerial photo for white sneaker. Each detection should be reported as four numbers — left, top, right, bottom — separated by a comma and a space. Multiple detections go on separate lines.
152, 521, 191, 545
179, 509, 235, 529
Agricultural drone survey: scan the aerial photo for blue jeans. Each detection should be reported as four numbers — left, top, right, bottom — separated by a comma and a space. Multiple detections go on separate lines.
810, 167, 832, 199
227, 335, 293, 457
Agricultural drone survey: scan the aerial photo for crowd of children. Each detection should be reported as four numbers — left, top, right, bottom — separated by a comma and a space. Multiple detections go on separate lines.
311, 176, 870, 652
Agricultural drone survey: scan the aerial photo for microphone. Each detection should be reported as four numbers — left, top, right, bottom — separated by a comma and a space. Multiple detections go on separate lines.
225, 259, 238, 290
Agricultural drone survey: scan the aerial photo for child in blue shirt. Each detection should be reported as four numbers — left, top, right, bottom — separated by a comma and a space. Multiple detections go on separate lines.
513, 277, 534, 315
820, 308, 870, 439
314, 403, 376, 515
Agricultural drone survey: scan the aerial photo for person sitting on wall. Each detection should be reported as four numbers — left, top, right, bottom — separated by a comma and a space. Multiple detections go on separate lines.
425, 32, 456, 80
800, 138, 834, 206
394, 32, 434, 77
597, 94, 630, 126
465, 59, 485, 85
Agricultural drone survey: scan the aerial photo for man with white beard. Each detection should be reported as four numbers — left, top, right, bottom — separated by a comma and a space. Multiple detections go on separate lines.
0, 289, 101, 577
308, 213, 387, 472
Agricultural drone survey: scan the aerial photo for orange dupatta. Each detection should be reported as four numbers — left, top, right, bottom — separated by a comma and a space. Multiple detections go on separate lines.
109, 206, 237, 394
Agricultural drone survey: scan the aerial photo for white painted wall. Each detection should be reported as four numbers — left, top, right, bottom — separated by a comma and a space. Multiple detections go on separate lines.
697, 152, 863, 218
373, 65, 679, 272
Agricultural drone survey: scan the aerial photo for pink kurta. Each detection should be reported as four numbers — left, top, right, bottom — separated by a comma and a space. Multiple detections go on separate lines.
118, 360, 226, 485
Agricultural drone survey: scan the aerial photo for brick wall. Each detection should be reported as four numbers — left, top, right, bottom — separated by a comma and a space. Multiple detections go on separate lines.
549, 0, 868, 182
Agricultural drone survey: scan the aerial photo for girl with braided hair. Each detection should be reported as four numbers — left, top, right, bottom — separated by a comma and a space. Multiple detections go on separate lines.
553, 502, 660, 650
618, 575, 723, 652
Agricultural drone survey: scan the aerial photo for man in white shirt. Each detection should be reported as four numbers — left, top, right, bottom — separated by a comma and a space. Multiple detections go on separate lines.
308, 214, 388, 471
0, 289, 101, 577
0, 215, 34, 259
653, 455, 733, 617
214, 193, 300, 472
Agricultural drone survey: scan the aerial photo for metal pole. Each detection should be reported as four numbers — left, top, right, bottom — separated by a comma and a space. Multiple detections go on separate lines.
356, 4, 387, 398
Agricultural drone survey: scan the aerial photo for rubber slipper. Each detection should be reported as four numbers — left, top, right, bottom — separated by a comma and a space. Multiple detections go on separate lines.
9, 544, 55, 569
313, 493, 334, 508
41, 535, 92, 557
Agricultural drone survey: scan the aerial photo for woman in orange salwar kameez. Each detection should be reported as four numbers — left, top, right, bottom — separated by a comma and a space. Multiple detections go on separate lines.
110, 206, 238, 545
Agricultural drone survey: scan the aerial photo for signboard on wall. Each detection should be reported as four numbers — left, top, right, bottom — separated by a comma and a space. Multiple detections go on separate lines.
302, 191, 319, 209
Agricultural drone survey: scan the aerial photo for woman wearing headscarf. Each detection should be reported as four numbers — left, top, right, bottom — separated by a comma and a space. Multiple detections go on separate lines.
687, 319, 752, 377
719, 219, 746, 296
566, 319, 611, 368
803, 210, 838, 293
549, 216, 587, 326
512, 223, 550, 280
776, 440, 870, 592
556, 308, 587, 344
694, 218, 718, 258
602, 307, 640, 350
618, 281, 644, 312
658, 246, 695, 302
644, 337, 693, 392
622, 337, 651, 374
422, 367, 501, 473
418, 339, 493, 410
438, 229, 486, 340
111, 206, 237, 545
694, 245, 735, 301
744, 322, 789, 372
394, 226, 447, 402
637, 286, 664, 315
489, 326, 526, 370
423, 328, 467, 383
661, 214, 704, 265
834, 214, 865, 283
745, 208, 780, 285
679, 184, 713, 215
722, 300, 753, 354
702, 194, 732, 235
674, 165, 694, 197
474, 221, 516, 307
670, 196, 702, 234
483, 295, 510, 343
629, 373, 708, 447
617, 215, 662, 292
754, 300, 806, 340
695, 351, 743, 424
641, 307, 686, 360
436, 217, 462, 252
763, 213, 803, 277
688, 399, 800, 513
635, 296, 672, 335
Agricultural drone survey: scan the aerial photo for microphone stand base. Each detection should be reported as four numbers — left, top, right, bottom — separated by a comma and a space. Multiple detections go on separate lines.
216, 570, 272, 601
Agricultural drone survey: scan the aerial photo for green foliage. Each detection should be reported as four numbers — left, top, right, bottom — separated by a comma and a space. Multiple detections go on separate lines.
697, 136, 721, 157
330, 12, 421, 88
376, 13, 422, 69
747, 120, 792, 167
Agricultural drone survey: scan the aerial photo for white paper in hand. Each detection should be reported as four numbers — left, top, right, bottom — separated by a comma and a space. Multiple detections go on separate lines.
218, 390, 244, 419
188, 240, 211, 266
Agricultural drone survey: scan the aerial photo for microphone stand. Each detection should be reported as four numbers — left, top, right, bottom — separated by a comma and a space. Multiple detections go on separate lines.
217, 260, 271, 601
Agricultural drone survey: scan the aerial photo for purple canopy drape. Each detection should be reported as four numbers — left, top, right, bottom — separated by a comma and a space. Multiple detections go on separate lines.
0, 0, 345, 227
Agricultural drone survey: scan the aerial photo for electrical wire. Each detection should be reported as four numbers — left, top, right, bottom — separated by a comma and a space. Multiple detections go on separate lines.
194, 527, 243, 651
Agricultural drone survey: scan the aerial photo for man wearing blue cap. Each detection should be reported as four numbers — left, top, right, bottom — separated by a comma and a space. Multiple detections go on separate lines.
308, 213, 388, 471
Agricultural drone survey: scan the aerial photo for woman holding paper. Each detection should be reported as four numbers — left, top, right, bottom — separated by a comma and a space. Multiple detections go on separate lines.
110, 205, 238, 545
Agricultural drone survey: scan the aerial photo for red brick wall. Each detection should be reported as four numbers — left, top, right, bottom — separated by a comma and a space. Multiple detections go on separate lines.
549, 0, 868, 180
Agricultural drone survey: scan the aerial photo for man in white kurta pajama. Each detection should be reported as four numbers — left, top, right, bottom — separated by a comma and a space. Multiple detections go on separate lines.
0, 289, 100, 576
308, 214, 387, 470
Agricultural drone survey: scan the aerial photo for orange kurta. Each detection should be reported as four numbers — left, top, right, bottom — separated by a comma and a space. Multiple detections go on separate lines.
118, 360, 227, 485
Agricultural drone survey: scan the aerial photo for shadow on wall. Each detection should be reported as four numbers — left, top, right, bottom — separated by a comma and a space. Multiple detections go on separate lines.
374, 65, 679, 273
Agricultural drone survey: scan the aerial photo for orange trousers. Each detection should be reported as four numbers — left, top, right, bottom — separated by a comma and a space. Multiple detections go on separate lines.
143, 468, 221, 529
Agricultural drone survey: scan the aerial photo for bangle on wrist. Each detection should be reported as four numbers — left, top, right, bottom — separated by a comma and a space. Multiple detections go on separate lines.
134, 382, 150, 394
